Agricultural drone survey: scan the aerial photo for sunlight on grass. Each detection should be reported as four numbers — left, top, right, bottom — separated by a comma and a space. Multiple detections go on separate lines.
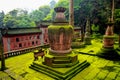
79, 39, 102, 54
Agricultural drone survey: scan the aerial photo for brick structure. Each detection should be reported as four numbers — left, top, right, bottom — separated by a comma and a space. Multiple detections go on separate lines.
2, 27, 41, 57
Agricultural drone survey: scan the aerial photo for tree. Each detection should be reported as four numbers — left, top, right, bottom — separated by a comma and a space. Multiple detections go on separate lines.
50, 0, 56, 9
69, 0, 74, 27
39, 5, 51, 18
29, 10, 44, 25
44, 0, 69, 21
0, 11, 5, 28
4, 9, 36, 28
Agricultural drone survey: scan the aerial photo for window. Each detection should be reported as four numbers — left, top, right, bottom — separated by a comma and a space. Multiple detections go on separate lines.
16, 38, 19, 42
32, 41, 34, 45
19, 43, 22, 47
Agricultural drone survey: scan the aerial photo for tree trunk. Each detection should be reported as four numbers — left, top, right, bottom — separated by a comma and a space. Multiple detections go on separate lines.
69, 0, 74, 27
111, 0, 114, 22
119, 35, 120, 47
0, 31, 6, 71
111, 0, 114, 32
81, 25, 84, 42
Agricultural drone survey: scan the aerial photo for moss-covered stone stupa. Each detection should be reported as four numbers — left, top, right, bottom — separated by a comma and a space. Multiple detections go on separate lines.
43, 7, 78, 67
30, 7, 90, 80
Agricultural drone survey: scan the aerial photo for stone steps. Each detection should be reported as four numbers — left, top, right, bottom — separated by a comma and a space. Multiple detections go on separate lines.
29, 65, 60, 80
29, 60, 90, 80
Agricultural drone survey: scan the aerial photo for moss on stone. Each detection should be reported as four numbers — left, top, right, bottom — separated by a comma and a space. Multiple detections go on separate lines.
71, 42, 85, 48
103, 35, 114, 39
48, 24, 73, 35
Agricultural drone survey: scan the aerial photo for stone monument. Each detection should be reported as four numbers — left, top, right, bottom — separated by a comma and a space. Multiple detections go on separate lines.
97, 18, 119, 59
43, 7, 78, 67
30, 7, 90, 79
84, 19, 91, 45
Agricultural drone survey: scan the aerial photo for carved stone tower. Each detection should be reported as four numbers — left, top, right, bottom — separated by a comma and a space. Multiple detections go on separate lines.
30, 7, 90, 79
43, 7, 79, 67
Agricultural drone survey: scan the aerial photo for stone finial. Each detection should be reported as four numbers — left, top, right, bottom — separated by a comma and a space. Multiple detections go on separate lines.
105, 18, 114, 36
54, 7, 66, 22
54, 7, 66, 12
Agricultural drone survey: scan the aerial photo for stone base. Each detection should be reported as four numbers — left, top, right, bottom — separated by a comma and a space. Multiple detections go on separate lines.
97, 47, 120, 60
49, 48, 72, 55
29, 60, 90, 80
43, 52, 78, 68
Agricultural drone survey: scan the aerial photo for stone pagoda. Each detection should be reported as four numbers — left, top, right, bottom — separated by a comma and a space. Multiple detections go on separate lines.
84, 19, 91, 45
30, 7, 90, 80
43, 7, 78, 67
97, 18, 119, 59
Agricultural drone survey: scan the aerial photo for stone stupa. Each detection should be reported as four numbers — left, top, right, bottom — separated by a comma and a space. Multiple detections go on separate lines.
43, 7, 78, 67
97, 18, 119, 59
30, 7, 90, 80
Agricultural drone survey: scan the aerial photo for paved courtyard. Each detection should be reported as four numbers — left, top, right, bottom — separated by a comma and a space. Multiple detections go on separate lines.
0, 39, 120, 80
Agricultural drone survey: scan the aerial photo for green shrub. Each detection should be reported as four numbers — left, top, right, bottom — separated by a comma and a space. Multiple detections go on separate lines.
71, 42, 85, 48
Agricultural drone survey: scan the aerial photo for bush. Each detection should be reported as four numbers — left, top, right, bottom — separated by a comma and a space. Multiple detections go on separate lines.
71, 42, 85, 48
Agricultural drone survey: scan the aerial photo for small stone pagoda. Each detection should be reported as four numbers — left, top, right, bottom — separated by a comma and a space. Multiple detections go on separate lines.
43, 7, 78, 67
84, 19, 91, 45
103, 19, 114, 49
97, 18, 119, 59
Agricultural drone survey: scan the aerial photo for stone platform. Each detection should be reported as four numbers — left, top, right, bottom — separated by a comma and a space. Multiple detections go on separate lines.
43, 52, 79, 68
30, 59, 90, 80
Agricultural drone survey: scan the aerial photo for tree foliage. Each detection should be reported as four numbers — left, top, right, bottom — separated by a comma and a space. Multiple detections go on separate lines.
0, 11, 5, 28
4, 9, 36, 28
1, 0, 120, 33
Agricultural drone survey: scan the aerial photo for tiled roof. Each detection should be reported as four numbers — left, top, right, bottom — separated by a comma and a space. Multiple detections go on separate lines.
6, 28, 41, 35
